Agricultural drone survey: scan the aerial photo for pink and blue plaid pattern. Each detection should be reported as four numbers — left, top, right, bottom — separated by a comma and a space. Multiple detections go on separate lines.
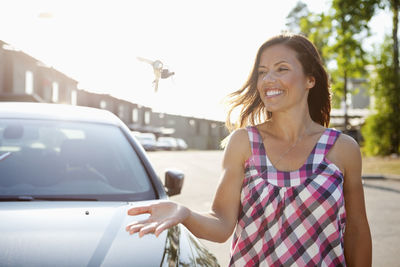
229, 127, 346, 267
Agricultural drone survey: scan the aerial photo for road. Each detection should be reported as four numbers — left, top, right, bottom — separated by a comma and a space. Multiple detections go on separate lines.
147, 150, 400, 267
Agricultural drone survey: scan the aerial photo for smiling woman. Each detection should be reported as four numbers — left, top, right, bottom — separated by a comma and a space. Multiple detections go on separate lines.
125, 33, 372, 267
225, 33, 330, 131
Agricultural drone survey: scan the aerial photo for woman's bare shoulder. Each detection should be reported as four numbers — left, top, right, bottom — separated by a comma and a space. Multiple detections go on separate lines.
229, 128, 249, 141
223, 128, 252, 165
336, 132, 360, 153
329, 132, 361, 176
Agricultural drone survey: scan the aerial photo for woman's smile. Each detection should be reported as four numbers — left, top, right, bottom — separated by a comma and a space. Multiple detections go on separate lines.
264, 88, 284, 98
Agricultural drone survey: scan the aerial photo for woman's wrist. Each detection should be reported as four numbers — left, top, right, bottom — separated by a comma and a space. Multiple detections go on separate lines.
181, 205, 192, 225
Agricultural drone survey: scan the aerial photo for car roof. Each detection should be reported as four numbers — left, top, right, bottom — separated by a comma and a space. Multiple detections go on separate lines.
0, 102, 121, 125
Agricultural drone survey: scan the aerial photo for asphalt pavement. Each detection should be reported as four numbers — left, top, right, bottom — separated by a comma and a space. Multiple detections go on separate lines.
147, 150, 400, 267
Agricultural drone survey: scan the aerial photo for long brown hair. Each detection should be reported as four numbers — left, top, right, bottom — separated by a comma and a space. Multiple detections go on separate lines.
225, 33, 331, 131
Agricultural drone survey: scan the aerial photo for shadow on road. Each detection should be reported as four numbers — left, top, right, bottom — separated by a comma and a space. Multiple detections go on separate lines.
363, 183, 400, 194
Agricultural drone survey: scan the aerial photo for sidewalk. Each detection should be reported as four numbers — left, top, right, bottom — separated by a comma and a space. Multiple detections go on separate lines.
362, 174, 400, 181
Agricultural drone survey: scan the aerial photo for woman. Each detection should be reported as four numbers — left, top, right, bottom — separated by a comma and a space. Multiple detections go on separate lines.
126, 33, 372, 266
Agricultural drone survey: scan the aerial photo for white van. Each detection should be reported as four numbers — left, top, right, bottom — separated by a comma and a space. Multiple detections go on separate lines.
132, 132, 157, 151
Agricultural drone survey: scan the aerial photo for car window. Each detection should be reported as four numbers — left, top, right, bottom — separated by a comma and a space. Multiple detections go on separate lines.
0, 119, 156, 201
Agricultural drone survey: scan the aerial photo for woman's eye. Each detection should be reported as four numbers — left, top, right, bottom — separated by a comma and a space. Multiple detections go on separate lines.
278, 67, 288, 72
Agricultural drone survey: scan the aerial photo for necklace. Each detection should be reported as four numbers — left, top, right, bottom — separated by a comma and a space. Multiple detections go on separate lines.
271, 130, 308, 168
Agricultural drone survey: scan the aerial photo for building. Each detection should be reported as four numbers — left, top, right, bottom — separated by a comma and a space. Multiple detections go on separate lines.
151, 112, 227, 149
0, 40, 228, 149
330, 78, 372, 142
0, 40, 78, 104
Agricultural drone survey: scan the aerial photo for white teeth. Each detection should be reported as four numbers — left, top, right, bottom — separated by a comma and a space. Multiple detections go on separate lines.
266, 89, 283, 96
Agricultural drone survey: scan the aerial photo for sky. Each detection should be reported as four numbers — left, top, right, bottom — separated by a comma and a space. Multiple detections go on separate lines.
0, 0, 389, 121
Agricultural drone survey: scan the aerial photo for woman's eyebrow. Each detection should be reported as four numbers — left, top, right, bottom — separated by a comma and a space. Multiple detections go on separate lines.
274, 60, 289, 66
259, 60, 289, 69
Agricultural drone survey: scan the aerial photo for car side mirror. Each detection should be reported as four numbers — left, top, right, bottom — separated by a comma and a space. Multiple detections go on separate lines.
164, 169, 184, 196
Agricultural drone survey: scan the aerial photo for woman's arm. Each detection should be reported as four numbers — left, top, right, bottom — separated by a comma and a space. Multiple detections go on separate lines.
334, 134, 372, 267
126, 128, 251, 243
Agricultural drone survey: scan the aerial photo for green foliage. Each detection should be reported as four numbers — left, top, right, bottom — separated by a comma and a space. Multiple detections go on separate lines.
329, 0, 378, 99
364, 0, 400, 155
286, 1, 309, 33
362, 35, 400, 155
331, 0, 377, 33
286, 2, 333, 64
362, 113, 394, 155
299, 12, 333, 64
286, 0, 374, 95
286, 0, 400, 155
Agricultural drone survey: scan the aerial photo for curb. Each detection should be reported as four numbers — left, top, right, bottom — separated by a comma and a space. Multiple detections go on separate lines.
362, 174, 400, 181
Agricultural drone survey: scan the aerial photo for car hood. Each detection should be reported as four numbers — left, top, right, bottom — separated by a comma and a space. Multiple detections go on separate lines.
0, 201, 168, 267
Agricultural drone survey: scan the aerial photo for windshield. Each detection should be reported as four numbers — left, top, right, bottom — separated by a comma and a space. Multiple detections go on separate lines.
0, 119, 155, 201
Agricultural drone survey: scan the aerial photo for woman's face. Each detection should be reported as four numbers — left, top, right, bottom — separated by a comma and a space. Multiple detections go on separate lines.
256, 44, 315, 113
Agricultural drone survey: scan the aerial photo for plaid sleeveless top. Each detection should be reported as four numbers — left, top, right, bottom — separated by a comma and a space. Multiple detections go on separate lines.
229, 126, 346, 267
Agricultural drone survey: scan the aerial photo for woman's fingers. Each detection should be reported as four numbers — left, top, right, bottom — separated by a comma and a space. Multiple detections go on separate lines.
125, 205, 155, 234
125, 217, 151, 231
154, 219, 176, 237
138, 222, 158, 237
127, 205, 152, 216
127, 219, 176, 238
126, 201, 181, 237
127, 223, 145, 235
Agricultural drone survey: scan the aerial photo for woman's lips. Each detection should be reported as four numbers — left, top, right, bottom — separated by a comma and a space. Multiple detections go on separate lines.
265, 89, 283, 98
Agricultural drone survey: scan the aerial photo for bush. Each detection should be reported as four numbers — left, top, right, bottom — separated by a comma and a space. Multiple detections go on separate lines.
362, 112, 396, 156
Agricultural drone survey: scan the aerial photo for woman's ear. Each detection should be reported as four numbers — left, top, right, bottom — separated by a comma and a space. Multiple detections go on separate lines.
306, 76, 316, 90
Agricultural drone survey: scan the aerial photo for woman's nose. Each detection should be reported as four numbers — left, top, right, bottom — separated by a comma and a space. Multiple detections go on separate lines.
262, 72, 276, 82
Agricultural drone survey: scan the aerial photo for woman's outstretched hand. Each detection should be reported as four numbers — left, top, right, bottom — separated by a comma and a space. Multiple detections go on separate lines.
125, 201, 190, 238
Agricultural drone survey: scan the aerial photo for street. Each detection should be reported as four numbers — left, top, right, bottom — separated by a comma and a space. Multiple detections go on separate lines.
147, 150, 400, 267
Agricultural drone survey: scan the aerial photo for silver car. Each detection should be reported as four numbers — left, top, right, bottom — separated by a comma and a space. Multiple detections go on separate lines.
0, 102, 219, 267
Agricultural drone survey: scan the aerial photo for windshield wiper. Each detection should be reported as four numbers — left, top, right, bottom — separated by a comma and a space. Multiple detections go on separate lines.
0, 196, 99, 201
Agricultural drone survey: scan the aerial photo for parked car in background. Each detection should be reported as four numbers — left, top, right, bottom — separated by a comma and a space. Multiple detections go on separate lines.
0, 102, 219, 267
156, 136, 179, 151
176, 138, 188, 150
131, 132, 157, 151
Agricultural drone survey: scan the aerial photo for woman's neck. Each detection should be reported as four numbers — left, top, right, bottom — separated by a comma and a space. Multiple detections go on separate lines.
265, 108, 318, 142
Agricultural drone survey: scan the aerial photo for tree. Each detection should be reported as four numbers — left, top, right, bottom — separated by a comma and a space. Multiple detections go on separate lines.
286, 1, 332, 63
388, 0, 400, 154
330, 0, 376, 130
286, 0, 400, 154
286, 1, 310, 34
286, 1, 373, 124
363, 35, 399, 155
363, 0, 400, 155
